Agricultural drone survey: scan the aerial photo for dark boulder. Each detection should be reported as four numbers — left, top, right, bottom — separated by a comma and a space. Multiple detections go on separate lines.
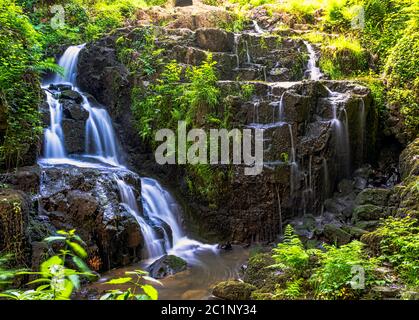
60, 90, 83, 104
147, 254, 187, 279
195, 28, 234, 52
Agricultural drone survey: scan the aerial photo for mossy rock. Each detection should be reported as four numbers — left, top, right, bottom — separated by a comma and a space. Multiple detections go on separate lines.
323, 224, 351, 245
250, 290, 276, 300
355, 188, 391, 206
243, 253, 277, 290
147, 254, 187, 279
212, 280, 256, 300
352, 204, 388, 222
342, 225, 367, 238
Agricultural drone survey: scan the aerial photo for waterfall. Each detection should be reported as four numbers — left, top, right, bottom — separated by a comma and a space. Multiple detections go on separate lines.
52, 44, 85, 84
245, 40, 251, 64
233, 33, 240, 68
359, 98, 366, 160
83, 97, 120, 166
141, 178, 218, 264
115, 177, 165, 259
43, 91, 66, 158
278, 92, 286, 122
40, 44, 218, 269
42, 45, 121, 166
329, 90, 351, 178
303, 41, 322, 81
252, 20, 264, 34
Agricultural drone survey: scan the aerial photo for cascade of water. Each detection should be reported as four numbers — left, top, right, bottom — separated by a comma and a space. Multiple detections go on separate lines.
359, 98, 366, 160
245, 41, 251, 64
303, 41, 322, 81
42, 45, 121, 166
278, 92, 286, 122
252, 101, 260, 123
52, 44, 85, 84
43, 91, 66, 158
252, 20, 264, 34
115, 177, 165, 259
288, 124, 299, 196
83, 96, 120, 166
322, 157, 330, 196
233, 33, 240, 68
329, 91, 350, 178
141, 178, 218, 264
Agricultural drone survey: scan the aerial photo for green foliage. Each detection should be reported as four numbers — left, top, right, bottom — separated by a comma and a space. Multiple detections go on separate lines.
270, 225, 378, 300
0, 0, 51, 168
271, 225, 311, 275
311, 241, 377, 299
117, 27, 164, 77
240, 83, 255, 100
0, 229, 96, 300
100, 270, 161, 300
365, 216, 419, 287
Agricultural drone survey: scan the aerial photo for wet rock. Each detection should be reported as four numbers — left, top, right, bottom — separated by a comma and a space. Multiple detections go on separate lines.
217, 242, 232, 250
371, 286, 401, 299
355, 188, 390, 206
60, 90, 83, 104
49, 84, 72, 92
0, 166, 40, 194
62, 100, 89, 121
62, 119, 86, 154
147, 254, 187, 279
0, 189, 30, 264
175, 0, 193, 7
195, 28, 234, 52
323, 224, 351, 245
352, 204, 387, 222
67, 190, 99, 219
212, 280, 256, 300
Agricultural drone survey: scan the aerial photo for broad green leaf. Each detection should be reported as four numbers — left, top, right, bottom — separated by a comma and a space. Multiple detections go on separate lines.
68, 274, 80, 290
66, 241, 87, 259
40, 256, 63, 276
105, 277, 132, 285
142, 284, 158, 300
72, 256, 90, 272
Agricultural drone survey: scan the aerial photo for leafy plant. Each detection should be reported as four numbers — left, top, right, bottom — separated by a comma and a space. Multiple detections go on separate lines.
0, 229, 96, 300
100, 270, 161, 300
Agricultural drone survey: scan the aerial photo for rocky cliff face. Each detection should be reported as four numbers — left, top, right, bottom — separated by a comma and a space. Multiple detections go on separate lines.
76, 26, 380, 244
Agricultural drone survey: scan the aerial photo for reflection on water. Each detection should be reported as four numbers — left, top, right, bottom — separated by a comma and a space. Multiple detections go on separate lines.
90, 245, 250, 300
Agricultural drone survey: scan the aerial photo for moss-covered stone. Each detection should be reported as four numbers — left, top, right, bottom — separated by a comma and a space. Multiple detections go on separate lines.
212, 280, 256, 300
0, 188, 29, 265
243, 253, 277, 290
355, 188, 391, 206
352, 204, 388, 222
147, 254, 187, 279
323, 224, 351, 245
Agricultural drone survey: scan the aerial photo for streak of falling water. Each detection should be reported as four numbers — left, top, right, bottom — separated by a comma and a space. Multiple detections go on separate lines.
115, 176, 165, 259
359, 98, 366, 161
245, 41, 251, 64
252, 20, 264, 34
234, 33, 240, 68
303, 41, 322, 81
43, 90, 66, 158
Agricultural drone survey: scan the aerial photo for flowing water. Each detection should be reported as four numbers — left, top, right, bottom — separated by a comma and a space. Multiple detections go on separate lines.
39, 45, 246, 299
252, 20, 264, 34
43, 91, 66, 158
303, 41, 322, 81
